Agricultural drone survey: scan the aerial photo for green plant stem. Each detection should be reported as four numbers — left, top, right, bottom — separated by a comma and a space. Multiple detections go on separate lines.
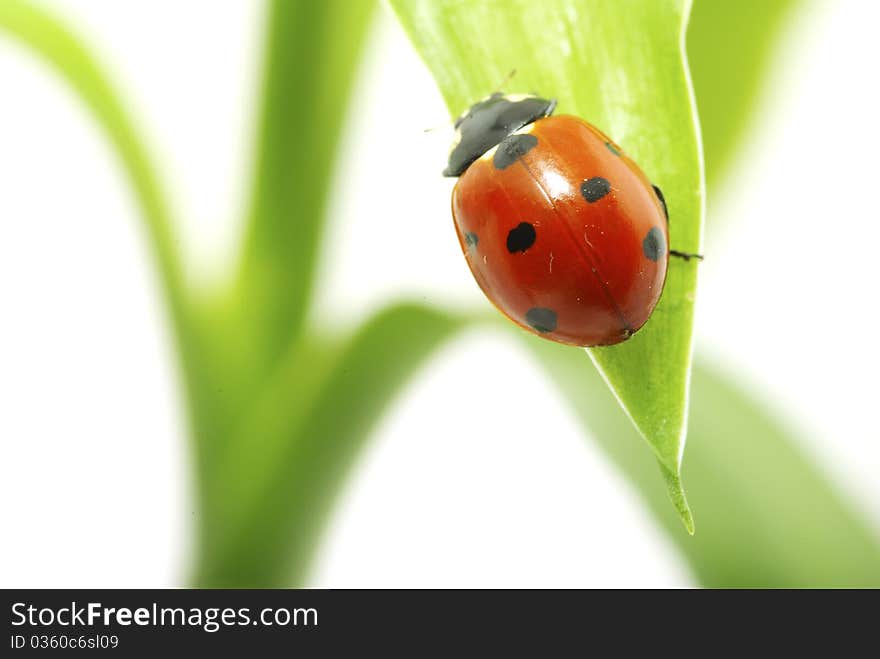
194, 303, 465, 587
238, 0, 376, 376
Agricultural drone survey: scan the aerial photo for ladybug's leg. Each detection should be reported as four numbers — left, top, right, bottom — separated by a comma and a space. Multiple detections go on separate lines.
651, 185, 702, 261
669, 249, 704, 262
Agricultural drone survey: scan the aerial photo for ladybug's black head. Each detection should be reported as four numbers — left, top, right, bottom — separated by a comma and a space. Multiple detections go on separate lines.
444, 93, 556, 177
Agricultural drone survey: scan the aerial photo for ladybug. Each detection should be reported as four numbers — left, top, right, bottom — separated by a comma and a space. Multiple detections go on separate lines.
446, 92, 698, 347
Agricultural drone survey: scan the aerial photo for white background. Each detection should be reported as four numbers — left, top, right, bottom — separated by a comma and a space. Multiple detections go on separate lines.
1, 0, 878, 587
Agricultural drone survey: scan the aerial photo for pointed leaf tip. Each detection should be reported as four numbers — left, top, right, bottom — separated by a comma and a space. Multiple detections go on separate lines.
660, 462, 694, 534
390, 0, 703, 521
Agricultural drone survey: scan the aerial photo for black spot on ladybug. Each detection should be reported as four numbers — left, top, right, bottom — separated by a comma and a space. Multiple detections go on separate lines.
493, 133, 538, 170
652, 184, 668, 221
506, 222, 536, 253
464, 232, 479, 250
525, 307, 557, 333
643, 226, 666, 262
605, 142, 621, 156
581, 177, 611, 203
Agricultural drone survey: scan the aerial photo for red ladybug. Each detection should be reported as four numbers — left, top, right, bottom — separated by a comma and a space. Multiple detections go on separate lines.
447, 93, 697, 347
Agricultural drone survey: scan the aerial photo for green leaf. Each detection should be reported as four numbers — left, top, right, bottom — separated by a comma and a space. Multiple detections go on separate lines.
237, 0, 377, 375
688, 0, 801, 192
0, 1, 230, 478
390, 0, 703, 527
186, 0, 381, 569
0, 0, 188, 339
195, 303, 465, 587
529, 337, 880, 587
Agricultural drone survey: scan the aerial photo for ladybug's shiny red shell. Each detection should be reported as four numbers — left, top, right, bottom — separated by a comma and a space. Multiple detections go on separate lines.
447, 95, 669, 347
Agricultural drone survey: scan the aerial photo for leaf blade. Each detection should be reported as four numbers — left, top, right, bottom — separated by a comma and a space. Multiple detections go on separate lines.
238, 0, 377, 372
0, 0, 187, 329
390, 0, 704, 524
688, 0, 801, 193
529, 337, 880, 587
195, 302, 465, 586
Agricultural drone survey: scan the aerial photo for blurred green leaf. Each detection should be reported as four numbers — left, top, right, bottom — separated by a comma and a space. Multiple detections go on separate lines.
0, 0, 387, 586
0, 1, 228, 488
529, 337, 880, 587
688, 0, 800, 192
183, 0, 380, 542
0, 0, 188, 337
188, 0, 384, 583
237, 0, 376, 377
390, 0, 703, 529
195, 303, 464, 586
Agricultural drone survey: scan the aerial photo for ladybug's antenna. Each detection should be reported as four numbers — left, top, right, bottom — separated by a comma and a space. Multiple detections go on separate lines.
492, 68, 517, 95
423, 69, 518, 133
